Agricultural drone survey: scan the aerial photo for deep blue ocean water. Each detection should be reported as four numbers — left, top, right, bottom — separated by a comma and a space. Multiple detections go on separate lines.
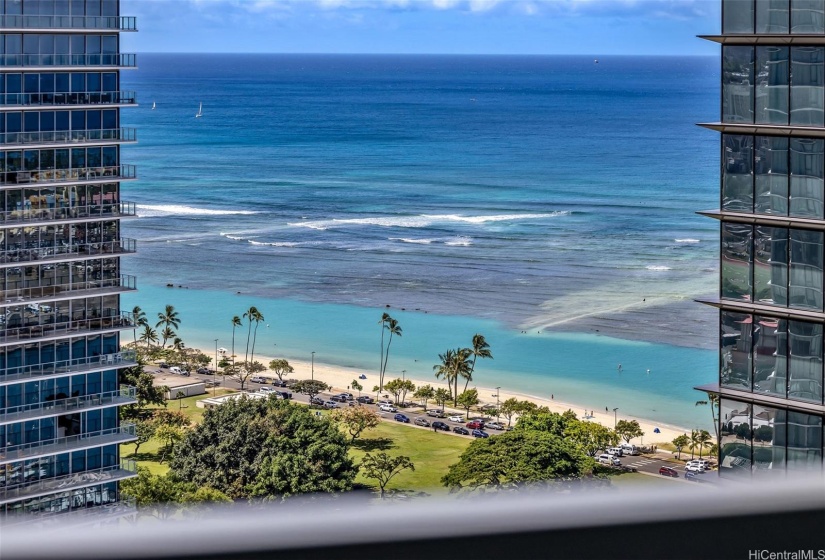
120, 54, 720, 429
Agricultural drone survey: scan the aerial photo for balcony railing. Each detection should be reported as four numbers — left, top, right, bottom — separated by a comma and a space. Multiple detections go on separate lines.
0, 351, 136, 386
0, 387, 137, 425
2, 165, 136, 186
0, 15, 137, 31
0, 238, 137, 265
0, 128, 136, 147
0, 54, 137, 68
0, 309, 135, 344
0, 91, 137, 108
1, 274, 137, 306
0, 201, 136, 225
0, 460, 137, 506
0, 424, 136, 465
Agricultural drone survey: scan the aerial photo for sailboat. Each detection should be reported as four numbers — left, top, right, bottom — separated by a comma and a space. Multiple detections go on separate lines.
195, 102, 203, 118
151, 101, 156, 110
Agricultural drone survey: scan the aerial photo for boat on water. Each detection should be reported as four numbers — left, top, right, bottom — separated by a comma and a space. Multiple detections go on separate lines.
195, 102, 203, 118
152, 101, 156, 110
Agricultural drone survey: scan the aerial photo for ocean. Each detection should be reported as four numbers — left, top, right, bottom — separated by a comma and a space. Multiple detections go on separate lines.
120, 54, 720, 429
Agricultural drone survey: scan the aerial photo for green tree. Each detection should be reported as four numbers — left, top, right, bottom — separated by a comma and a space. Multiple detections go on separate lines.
155, 304, 181, 348
170, 397, 356, 499
350, 379, 363, 396
267, 358, 294, 381
456, 388, 479, 418
499, 398, 520, 427
565, 419, 619, 457
433, 347, 472, 405
138, 324, 158, 350
689, 429, 701, 459
672, 434, 690, 460
155, 424, 186, 463
236, 360, 266, 392
120, 363, 167, 418
131, 417, 156, 455
434, 388, 451, 412
360, 452, 415, 499
378, 314, 402, 391
121, 467, 230, 520
696, 429, 713, 458
292, 379, 329, 402
132, 305, 148, 347
615, 419, 645, 444
695, 393, 720, 439
384, 378, 404, 404
413, 384, 435, 408
245, 306, 265, 364
159, 327, 177, 350
463, 333, 493, 394
442, 430, 595, 492
330, 405, 380, 441
231, 315, 242, 366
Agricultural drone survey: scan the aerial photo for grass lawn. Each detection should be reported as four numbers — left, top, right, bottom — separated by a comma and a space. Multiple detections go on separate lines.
607, 470, 683, 488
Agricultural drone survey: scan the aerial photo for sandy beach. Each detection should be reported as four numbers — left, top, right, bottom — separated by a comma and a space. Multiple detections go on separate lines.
192, 347, 691, 446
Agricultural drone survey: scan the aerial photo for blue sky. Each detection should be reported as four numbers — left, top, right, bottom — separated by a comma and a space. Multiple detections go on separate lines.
121, 0, 720, 56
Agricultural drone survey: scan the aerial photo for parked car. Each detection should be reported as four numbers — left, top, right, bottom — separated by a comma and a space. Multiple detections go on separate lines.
159, 362, 169, 369
250, 376, 268, 384
432, 421, 450, 431
258, 387, 275, 394
472, 429, 489, 438
426, 409, 445, 418
414, 417, 430, 427
686, 459, 709, 471
606, 447, 623, 457
377, 400, 394, 407
685, 463, 705, 473
448, 415, 464, 423
452, 426, 470, 435
598, 454, 621, 466
684, 470, 701, 481
274, 390, 292, 400
357, 396, 374, 404
485, 421, 504, 430
658, 466, 679, 478
323, 401, 339, 409
272, 379, 288, 387
197, 367, 213, 375
341, 393, 354, 401
330, 394, 349, 403
466, 421, 484, 430
394, 413, 410, 423
379, 403, 397, 413
309, 397, 325, 406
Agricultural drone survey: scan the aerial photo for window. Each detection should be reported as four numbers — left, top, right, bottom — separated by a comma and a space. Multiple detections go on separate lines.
721, 222, 753, 301
723, 46, 755, 123
721, 311, 753, 390
788, 320, 824, 402
790, 47, 825, 126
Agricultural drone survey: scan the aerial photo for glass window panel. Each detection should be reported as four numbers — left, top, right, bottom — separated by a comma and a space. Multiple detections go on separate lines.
789, 229, 824, 310
755, 226, 788, 306
723, 46, 755, 124
724, 0, 755, 33
757, 0, 790, 32
788, 320, 824, 402
721, 399, 752, 478
756, 47, 789, 124
86, 72, 100, 92
791, 47, 825, 126
754, 316, 787, 397
722, 222, 753, 301
721, 311, 753, 390
792, 0, 825, 33
723, 134, 753, 211
101, 72, 115, 92
102, 109, 115, 129
786, 411, 823, 472
755, 136, 789, 215
23, 74, 37, 94
790, 138, 825, 218
753, 405, 785, 478
54, 73, 69, 93
23, 112, 37, 133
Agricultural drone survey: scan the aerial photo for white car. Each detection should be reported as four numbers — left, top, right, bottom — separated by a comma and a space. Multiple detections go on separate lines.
378, 403, 397, 413
448, 415, 464, 423
485, 421, 504, 430
258, 387, 275, 394
250, 376, 268, 384
685, 462, 705, 473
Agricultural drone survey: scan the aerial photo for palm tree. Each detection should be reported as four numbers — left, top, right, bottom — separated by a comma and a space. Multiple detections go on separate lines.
433, 349, 456, 400
242, 306, 260, 365
231, 315, 242, 366
171, 337, 185, 353
463, 333, 493, 394
689, 429, 701, 460
433, 348, 471, 405
138, 325, 157, 350
379, 315, 402, 391
379, 313, 389, 384
155, 304, 180, 347
248, 307, 264, 364
695, 393, 721, 439
131, 305, 147, 347
160, 327, 176, 350
696, 430, 712, 459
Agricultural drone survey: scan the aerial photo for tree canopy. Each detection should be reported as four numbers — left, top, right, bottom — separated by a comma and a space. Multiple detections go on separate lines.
615, 419, 645, 444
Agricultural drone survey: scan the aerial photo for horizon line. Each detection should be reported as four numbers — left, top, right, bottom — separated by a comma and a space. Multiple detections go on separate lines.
133, 51, 717, 57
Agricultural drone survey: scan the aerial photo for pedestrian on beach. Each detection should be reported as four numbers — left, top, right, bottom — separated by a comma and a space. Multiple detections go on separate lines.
551, 394, 554, 400
605, 407, 608, 413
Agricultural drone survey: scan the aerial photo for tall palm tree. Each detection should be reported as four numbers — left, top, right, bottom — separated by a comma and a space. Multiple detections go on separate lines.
451, 348, 472, 405
248, 307, 264, 364
696, 430, 712, 459
463, 333, 493, 394
689, 429, 701, 460
433, 348, 471, 405
155, 304, 180, 347
433, 349, 456, 399
139, 325, 157, 350
380, 316, 401, 391
379, 313, 390, 386
695, 393, 720, 439
131, 305, 147, 347
231, 315, 242, 366
242, 306, 260, 366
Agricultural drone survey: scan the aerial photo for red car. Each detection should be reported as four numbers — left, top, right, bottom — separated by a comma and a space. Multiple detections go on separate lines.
466, 421, 484, 429
658, 466, 679, 478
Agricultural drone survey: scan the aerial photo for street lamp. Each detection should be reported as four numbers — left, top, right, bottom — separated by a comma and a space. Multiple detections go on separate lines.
213, 339, 218, 396
311, 351, 315, 381
495, 386, 501, 420
402, 370, 406, 382
613, 407, 619, 429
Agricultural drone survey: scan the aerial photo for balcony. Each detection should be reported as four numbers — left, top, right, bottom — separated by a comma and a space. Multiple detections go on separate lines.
0, 387, 137, 426
0, 424, 136, 465
0, 460, 137, 506
2, 496, 136, 528
0, 309, 136, 346
1, 275, 136, 308
0, 201, 137, 226
0, 91, 137, 109
0, 128, 137, 149
0, 351, 136, 387
0, 54, 137, 69
0, 15, 137, 32
0, 238, 137, 266
1, 165, 137, 187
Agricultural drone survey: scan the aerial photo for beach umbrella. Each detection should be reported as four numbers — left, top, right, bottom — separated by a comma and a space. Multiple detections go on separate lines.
653, 427, 661, 434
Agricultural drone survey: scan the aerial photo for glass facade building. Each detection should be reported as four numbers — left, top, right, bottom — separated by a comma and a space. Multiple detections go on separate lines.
0, 0, 137, 520
699, 0, 825, 479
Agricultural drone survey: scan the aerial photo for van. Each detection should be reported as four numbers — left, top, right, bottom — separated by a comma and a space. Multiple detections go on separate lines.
620, 444, 640, 456
169, 367, 182, 375
378, 403, 397, 413
598, 454, 621, 466
606, 447, 623, 457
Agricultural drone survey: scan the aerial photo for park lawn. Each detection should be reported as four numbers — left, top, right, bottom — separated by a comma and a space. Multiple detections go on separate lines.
349, 422, 471, 494
607, 471, 683, 488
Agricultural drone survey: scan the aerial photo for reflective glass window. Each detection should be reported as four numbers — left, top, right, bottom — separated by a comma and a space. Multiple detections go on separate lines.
786, 411, 823, 472
723, 46, 755, 123
724, 0, 755, 33
792, 0, 825, 33
756, 47, 789, 124
754, 316, 787, 397
723, 135, 753, 211
755, 136, 789, 215
789, 229, 823, 310
721, 311, 753, 390
758, 0, 790, 32
753, 405, 785, 478
720, 399, 753, 478
722, 222, 753, 301
755, 226, 787, 306
788, 320, 824, 403
791, 47, 825, 126
790, 138, 825, 218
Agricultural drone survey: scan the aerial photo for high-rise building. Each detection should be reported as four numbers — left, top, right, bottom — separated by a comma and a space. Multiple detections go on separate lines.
0, 0, 138, 520
698, 0, 825, 479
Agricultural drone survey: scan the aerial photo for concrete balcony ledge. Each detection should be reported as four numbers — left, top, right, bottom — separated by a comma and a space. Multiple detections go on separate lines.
0, 460, 137, 505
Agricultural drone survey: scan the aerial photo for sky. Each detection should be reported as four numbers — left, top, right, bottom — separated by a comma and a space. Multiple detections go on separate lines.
120, 0, 721, 56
